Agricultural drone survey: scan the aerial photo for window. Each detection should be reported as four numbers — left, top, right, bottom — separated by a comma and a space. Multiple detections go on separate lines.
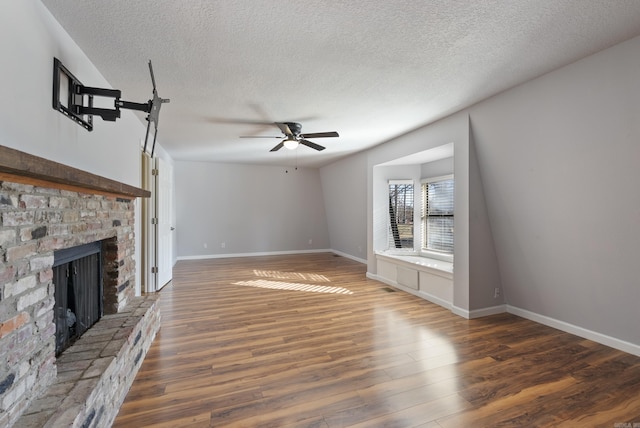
388, 180, 414, 249
421, 175, 454, 255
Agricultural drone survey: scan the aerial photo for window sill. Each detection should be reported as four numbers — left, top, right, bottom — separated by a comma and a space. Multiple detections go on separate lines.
376, 251, 453, 277
419, 250, 454, 263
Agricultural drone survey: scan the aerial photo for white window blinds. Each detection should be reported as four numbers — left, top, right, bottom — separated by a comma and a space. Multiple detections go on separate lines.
421, 176, 454, 254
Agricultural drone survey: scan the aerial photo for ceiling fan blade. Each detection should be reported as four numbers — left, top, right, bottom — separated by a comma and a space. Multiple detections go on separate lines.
275, 122, 293, 136
299, 139, 325, 151
239, 135, 282, 138
300, 131, 339, 139
270, 141, 284, 152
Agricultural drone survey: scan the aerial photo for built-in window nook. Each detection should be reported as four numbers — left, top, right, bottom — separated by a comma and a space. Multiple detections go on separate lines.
371, 143, 455, 310
0, 146, 160, 428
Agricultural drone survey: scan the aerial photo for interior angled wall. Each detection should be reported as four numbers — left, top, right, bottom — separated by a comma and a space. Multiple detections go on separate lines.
468, 34, 640, 347
467, 127, 503, 312
319, 153, 368, 262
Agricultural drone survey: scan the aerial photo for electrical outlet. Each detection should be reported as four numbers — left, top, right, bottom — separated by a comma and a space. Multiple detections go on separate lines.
203, 243, 207, 249
308, 239, 313, 245
494, 288, 500, 298
220, 242, 226, 249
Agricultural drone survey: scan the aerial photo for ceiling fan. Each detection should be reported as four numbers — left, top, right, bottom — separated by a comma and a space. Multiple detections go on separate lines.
240, 122, 339, 152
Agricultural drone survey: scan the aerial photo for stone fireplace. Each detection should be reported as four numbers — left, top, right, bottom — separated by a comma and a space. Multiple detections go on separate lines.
0, 146, 160, 428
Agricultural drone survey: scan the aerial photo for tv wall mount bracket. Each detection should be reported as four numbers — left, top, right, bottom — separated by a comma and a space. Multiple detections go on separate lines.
52, 57, 169, 156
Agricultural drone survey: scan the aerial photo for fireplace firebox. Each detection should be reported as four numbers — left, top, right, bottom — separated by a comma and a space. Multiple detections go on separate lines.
53, 241, 103, 356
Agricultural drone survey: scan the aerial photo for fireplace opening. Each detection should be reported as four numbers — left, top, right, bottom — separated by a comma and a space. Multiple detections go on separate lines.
53, 241, 103, 356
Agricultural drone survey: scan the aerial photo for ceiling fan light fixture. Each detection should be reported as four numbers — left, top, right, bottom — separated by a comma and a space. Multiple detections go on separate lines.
283, 138, 299, 150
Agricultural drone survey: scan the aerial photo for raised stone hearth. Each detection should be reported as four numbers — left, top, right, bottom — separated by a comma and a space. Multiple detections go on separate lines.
16, 294, 159, 427
0, 147, 158, 428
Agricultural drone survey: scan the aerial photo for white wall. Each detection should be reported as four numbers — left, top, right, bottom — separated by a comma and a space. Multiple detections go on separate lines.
175, 161, 329, 257
0, 1, 143, 186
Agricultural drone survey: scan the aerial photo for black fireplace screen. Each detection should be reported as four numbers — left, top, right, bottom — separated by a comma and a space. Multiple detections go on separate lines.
53, 242, 103, 356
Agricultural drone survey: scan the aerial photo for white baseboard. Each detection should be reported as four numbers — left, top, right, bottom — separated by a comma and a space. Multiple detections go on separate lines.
365, 272, 378, 281
451, 304, 506, 319
177, 248, 368, 262
507, 305, 640, 357
331, 249, 367, 264
418, 291, 452, 311
177, 248, 331, 261
367, 273, 452, 311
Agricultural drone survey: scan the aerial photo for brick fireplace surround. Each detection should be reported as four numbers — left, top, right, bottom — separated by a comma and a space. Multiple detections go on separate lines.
0, 146, 161, 427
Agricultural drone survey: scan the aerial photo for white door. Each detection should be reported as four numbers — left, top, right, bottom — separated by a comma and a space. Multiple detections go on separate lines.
155, 157, 173, 289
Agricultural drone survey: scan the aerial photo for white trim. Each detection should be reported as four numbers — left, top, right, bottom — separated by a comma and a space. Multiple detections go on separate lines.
507, 305, 640, 357
388, 179, 413, 185
451, 304, 506, 319
418, 249, 454, 263
331, 249, 367, 264
418, 290, 452, 311
451, 305, 470, 318
177, 248, 331, 261
375, 252, 453, 278
420, 173, 454, 184
470, 304, 506, 318
367, 273, 452, 311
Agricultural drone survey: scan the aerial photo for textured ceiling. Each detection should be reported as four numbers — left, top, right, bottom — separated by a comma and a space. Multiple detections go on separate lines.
41, 0, 640, 168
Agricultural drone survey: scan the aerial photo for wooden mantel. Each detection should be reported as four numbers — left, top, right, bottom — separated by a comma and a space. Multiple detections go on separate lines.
0, 145, 150, 199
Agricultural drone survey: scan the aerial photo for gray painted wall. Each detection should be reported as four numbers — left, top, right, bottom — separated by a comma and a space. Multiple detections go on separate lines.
468, 35, 640, 344
319, 153, 368, 261
175, 161, 330, 257
320, 34, 640, 346
468, 129, 503, 310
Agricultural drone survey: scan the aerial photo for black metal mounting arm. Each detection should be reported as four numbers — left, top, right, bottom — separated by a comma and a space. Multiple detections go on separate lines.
116, 100, 152, 113
74, 85, 153, 122
53, 57, 169, 157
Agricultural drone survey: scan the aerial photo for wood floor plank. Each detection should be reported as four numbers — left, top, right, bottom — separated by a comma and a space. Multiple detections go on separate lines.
114, 253, 640, 427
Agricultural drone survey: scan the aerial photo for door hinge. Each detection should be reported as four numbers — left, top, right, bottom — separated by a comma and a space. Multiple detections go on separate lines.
151, 267, 158, 274
152, 168, 159, 176
152, 218, 158, 225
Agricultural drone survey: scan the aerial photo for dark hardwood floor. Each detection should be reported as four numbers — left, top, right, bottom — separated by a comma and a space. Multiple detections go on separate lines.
113, 253, 640, 427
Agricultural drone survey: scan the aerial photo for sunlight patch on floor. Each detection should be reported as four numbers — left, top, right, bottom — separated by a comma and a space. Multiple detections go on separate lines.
253, 270, 331, 283
233, 279, 353, 295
